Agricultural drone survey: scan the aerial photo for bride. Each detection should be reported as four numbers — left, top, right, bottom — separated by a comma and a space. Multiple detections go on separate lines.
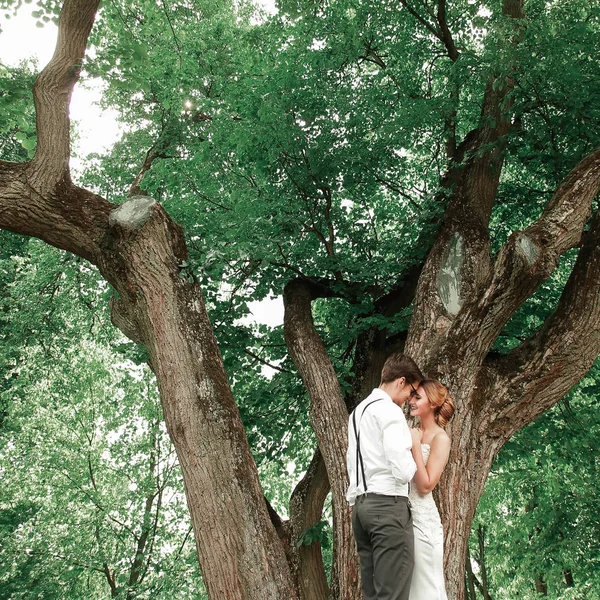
408, 379, 455, 600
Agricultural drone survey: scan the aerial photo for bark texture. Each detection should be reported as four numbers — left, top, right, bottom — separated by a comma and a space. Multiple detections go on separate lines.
288, 449, 331, 600
400, 2, 600, 596
284, 279, 360, 600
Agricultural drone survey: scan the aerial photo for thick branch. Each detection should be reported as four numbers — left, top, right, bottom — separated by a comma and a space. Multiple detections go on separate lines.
289, 449, 330, 600
407, 0, 525, 369
265, 496, 289, 543
485, 205, 600, 436
283, 279, 359, 600
0, 0, 112, 266
375, 260, 426, 318
31, 0, 101, 182
344, 261, 424, 409
436, 0, 459, 62
0, 164, 113, 266
449, 146, 600, 365
346, 327, 388, 411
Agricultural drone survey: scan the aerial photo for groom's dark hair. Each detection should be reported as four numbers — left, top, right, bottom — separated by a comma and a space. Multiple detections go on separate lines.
380, 352, 423, 385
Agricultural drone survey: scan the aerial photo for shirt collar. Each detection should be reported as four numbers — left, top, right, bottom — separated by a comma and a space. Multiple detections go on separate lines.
370, 388, 393, 402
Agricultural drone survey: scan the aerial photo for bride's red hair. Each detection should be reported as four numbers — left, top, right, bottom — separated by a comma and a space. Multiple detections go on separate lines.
421, 380, 455, 427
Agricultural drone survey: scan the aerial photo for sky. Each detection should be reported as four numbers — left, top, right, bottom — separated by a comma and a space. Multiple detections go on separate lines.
0, 2, 284, 328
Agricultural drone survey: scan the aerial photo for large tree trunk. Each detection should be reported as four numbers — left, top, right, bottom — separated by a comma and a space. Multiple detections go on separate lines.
401, 21, 600, 592
105, 199, 297, 599
284, 279, 360, 600
394, 1, 600, 596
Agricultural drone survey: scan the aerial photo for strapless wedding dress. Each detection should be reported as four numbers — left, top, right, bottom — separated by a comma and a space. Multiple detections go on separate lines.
408, 444, 448, 600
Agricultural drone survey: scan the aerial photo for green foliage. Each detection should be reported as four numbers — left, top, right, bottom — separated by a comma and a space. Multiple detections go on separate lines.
0, 61, 36, 160
297, 519, 331, 549
2, 0, 600, 594
78, 0, 600, 356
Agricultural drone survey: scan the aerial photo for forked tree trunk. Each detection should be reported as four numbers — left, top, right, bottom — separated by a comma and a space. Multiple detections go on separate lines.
3, 2, 600, 600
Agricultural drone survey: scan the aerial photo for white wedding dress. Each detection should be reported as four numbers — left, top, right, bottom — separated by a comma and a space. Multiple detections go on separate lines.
408, 444, 448, 600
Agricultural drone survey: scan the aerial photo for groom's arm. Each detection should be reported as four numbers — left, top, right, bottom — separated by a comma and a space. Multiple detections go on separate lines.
381, 408, 417, 484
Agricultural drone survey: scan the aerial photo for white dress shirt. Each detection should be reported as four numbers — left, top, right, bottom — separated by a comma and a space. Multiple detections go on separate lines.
346, 388, 417, 505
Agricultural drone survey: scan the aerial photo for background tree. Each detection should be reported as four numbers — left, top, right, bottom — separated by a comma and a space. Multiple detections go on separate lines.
1, 0, 600, 599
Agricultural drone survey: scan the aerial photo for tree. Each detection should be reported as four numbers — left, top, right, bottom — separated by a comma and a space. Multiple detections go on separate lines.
1, 0, 600, 599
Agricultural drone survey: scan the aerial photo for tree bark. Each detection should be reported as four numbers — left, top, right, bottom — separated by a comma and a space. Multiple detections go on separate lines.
398, 1, 600, 596
288, 449, 331, 600
4, 1, 600, 600
284, 279, 360, 600
104, 203, 296, 599
534, 575, 548, 595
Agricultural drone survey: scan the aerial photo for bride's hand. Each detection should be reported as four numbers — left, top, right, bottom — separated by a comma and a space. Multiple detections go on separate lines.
410, 428, 422, 445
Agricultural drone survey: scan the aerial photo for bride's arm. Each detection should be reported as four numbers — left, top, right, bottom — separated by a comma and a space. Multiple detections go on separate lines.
410, 432, 451, 495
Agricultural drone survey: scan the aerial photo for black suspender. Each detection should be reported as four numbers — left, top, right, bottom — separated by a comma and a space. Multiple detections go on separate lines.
352, 398, 383, 491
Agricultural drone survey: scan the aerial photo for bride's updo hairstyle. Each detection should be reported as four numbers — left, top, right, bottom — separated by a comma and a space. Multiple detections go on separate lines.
421, 379, 455, 428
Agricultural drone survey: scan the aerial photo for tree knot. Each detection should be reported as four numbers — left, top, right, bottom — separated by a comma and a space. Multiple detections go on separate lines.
109, 195, 157, 232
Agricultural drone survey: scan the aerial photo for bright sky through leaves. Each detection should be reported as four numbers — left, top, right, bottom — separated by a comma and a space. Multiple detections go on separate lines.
0, 4, 122, 165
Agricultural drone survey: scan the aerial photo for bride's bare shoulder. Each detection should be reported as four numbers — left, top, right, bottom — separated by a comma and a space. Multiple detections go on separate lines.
431, 429, 451, 447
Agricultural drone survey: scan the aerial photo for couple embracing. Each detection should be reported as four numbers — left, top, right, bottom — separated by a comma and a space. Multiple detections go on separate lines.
347, 352, 455, 600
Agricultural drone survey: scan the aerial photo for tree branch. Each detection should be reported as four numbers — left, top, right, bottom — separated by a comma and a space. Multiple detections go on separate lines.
436, 0, 459, 62
0, 0, 114, 266
159, 0, 182, 68
0, 163, 113, 266
127, 423, 160, 594
484, 203, 600, 437
399, 0, 441, 40
31, 0, 101, 183
407, 0, 525, 370
399, 0, 459, 62
283, 279, 358, 599
129, 145, 166, 197
450, 146, 600, 366
243, 348, 291, 375
289, 449, 330, 600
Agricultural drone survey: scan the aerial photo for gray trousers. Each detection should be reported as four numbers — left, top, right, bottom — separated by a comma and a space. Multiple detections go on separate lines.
352, 494, 414, 600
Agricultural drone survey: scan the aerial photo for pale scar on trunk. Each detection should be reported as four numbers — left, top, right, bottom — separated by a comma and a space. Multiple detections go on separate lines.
109, 195, 157, 231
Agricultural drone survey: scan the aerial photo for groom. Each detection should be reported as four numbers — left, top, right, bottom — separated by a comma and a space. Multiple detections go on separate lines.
347, 352, 423, 600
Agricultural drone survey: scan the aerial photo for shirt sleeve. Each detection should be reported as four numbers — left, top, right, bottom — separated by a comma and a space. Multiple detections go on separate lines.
380, 407, 417, 485
346, 415, 358, 505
